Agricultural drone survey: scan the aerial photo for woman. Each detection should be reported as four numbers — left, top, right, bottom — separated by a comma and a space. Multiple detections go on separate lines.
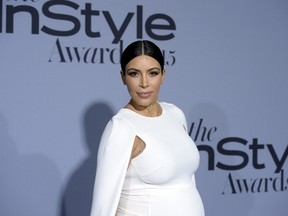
90, 40, 205, 216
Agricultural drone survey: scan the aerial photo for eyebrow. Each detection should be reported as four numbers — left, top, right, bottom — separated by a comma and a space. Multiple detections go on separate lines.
126, 67, 161, 72
126, 68, 140, 72
147, 67, 161, 71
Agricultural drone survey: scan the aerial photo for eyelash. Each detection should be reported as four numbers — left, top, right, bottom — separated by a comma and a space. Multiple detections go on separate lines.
127, 72, 138, 77
127, 71, 160, 77
149, 71, 160, 76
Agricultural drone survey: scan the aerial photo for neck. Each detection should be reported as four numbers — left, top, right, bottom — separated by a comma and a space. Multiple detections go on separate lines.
127, 100, 160, 117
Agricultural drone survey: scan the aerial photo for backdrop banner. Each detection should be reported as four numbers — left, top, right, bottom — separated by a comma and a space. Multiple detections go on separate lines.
0, 1, 287, 216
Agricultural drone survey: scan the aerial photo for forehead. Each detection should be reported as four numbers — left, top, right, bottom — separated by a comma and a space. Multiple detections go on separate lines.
126, 55, 161, 70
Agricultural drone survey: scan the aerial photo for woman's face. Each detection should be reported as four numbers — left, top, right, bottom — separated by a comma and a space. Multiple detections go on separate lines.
121, 55, 165, 111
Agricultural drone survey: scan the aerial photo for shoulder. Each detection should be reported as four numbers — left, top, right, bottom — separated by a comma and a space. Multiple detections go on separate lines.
160, 102, 188, 131
160, 102, 185, 117
160, 102, 181, 110
99, 112, 136, 149
106, 111, 135, 133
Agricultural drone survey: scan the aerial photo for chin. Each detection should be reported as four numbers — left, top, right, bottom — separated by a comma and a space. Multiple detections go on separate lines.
134, 100, 152, 108
132, 96, 156, 108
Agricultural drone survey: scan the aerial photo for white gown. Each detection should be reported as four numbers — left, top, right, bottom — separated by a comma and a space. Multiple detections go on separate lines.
90, 102, 205, 216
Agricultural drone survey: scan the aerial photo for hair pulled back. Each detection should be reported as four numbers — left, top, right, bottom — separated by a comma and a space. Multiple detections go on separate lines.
120, 40, 164, 74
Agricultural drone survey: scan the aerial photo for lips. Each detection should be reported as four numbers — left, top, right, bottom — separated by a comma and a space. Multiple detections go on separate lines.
137, 92, 152, 98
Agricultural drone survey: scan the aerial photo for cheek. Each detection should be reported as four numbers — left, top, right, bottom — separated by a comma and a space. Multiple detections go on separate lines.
127, 80, 136, 86
153, 80, 163, 89
125, 80, 138, 92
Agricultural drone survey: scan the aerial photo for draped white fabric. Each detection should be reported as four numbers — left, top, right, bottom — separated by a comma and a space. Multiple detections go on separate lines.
0, 1, 287, 216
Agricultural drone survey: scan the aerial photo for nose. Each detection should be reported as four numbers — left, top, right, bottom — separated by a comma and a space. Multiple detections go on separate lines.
139, 75, 149, 88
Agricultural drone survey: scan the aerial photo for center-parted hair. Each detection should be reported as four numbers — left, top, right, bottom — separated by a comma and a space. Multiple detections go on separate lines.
120, 40, 164, 74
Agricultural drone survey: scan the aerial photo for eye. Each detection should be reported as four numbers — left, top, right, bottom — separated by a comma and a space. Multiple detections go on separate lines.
149, 71, 160, 77
127, 71, 139, 77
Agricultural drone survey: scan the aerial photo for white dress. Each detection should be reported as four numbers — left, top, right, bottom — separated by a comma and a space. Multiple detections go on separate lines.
90, 102, 205, 216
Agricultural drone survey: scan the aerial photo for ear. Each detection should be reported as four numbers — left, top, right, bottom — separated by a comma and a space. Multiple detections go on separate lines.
161, 69, 166, 84
120, 70, 127, 85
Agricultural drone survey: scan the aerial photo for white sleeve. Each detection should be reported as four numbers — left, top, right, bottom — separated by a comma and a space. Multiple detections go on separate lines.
170, 104, 188, 132
176, 109, 198, 186
177, 108, 188, 132
169, 104, 197, 186
90, 116, 135, 216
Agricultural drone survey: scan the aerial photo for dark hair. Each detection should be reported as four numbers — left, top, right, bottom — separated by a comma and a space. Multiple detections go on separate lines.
120, 40, 164, 74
